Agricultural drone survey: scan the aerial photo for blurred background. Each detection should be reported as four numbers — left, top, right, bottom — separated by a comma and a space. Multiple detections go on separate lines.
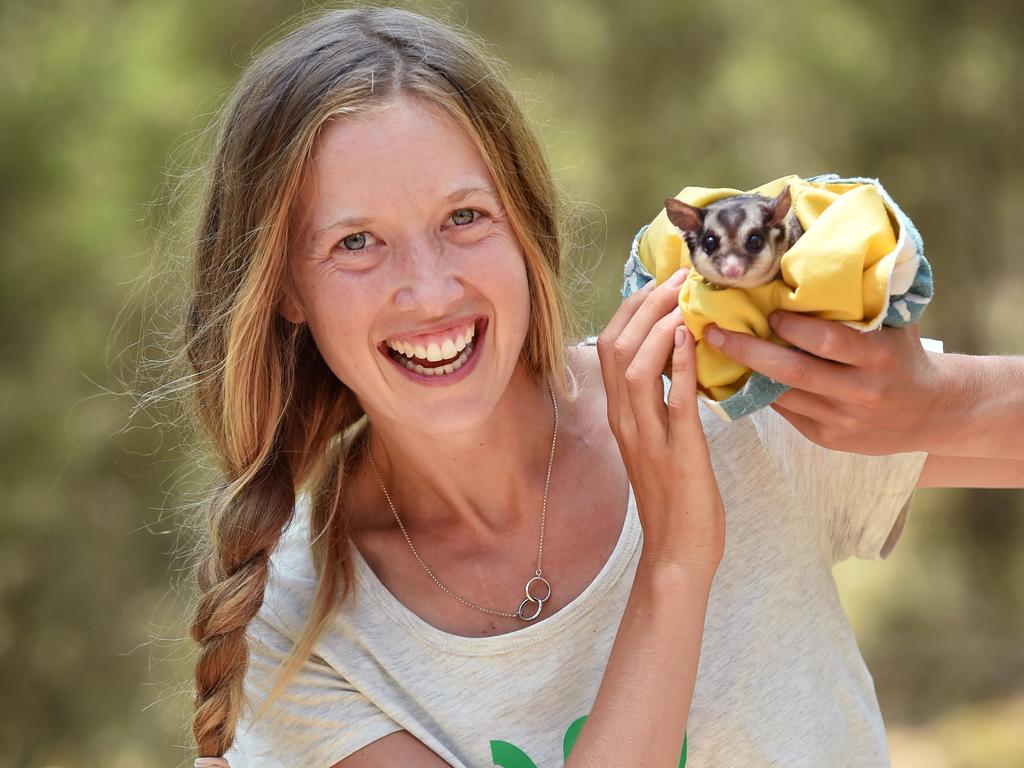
1, 0, 1022, 765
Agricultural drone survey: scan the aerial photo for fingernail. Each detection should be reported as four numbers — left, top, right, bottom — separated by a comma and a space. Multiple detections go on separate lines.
675, 327, 686, 348
768, 312, 779, 330
705, 327, 724, 346
670, 267, 689, 284
671, 306, 682, 316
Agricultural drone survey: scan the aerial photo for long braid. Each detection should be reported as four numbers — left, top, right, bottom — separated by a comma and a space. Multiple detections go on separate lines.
189, 444, 295, 757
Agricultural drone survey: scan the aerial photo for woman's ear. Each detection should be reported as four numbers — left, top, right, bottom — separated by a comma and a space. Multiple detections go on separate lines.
278, 284, 307, 325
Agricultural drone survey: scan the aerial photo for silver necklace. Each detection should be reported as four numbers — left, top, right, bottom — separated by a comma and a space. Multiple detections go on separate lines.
366, 376, 558, 622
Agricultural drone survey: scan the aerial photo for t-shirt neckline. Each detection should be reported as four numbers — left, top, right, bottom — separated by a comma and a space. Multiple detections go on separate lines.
347, 481, 641, 655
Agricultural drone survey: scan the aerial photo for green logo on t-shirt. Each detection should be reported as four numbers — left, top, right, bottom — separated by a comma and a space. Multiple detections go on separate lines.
489, 715, 687, 767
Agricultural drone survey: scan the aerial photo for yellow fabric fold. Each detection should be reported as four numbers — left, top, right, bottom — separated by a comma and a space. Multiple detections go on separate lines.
639, 175, 903, 401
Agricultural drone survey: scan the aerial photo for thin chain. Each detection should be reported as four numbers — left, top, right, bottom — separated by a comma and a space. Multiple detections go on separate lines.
367, 376, 558, 620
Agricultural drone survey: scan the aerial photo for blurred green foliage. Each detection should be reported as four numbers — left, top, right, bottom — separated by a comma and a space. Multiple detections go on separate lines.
0, 0, 1021, 766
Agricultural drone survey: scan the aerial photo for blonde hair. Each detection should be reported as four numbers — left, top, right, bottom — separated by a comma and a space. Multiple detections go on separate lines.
179, 4, 588, 759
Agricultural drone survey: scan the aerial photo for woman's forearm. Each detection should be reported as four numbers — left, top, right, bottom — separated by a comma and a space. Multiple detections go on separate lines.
565, 557, 716, 768
930, 352, 1024, 460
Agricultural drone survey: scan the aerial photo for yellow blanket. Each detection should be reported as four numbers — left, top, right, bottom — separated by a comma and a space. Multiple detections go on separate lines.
636, 174, 926, 405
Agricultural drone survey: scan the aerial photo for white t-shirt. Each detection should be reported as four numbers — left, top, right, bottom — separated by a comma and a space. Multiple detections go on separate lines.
225, 339, 940, 768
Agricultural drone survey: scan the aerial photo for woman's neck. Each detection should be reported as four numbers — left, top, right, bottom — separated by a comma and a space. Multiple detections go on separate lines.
351, 360, 565, 541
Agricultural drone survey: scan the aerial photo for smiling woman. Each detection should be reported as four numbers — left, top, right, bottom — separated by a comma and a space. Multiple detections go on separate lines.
168, 5, 1024, 768
178, 6, 605, 766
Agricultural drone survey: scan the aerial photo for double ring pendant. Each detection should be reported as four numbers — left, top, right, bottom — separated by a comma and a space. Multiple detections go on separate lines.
515, 573, 552, 621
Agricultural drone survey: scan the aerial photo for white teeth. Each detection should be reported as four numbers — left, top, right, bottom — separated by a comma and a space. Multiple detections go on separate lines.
387, 321, 477, 363
395, 338, 475, 377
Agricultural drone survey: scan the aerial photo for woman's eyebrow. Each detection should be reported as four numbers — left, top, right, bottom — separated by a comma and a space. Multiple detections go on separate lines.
310, 184, 500, 245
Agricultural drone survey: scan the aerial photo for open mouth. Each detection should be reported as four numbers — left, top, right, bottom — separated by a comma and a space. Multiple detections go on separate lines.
381, 317, 487, 379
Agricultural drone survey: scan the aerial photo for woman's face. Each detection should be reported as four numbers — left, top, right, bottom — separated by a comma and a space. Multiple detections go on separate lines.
283, 94, 532, 435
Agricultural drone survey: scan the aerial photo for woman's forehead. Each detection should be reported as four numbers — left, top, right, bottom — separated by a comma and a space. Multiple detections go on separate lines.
299, 96, 495, 219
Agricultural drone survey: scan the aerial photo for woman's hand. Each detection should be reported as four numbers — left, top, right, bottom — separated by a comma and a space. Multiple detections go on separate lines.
597, 268, 726, 574
704, 311, 944, 456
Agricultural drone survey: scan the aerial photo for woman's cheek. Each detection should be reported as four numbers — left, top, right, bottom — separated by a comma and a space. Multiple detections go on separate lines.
490, 238, 532, 339
471, 228, 528, 284
302, 285, 371, 383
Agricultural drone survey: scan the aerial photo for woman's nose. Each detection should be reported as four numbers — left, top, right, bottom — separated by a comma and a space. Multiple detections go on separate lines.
393, 239, 465, 313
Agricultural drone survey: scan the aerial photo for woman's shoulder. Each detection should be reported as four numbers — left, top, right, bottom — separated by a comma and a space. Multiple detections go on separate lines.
565, 336, 602, 392
256, 492, 323, 634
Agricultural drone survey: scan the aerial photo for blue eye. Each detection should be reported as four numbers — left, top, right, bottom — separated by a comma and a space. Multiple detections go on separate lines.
451, 208, 479, 226
341, 232, 367, 250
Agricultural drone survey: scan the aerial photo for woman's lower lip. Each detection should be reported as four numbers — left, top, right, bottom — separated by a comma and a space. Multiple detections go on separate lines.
383, 318, 487, 386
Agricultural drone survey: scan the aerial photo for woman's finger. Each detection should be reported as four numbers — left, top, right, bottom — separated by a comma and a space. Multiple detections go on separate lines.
667, 324, 704, 452
616, 271, 688, 372
625, 306, 686, 441
614, 269, 688, 422
602, 278, 657, 342
597, 280, 656, 431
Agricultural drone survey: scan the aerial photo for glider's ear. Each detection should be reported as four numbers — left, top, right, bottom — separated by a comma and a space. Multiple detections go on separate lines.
664, 198, 705, 232
765, 186, 793, 228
